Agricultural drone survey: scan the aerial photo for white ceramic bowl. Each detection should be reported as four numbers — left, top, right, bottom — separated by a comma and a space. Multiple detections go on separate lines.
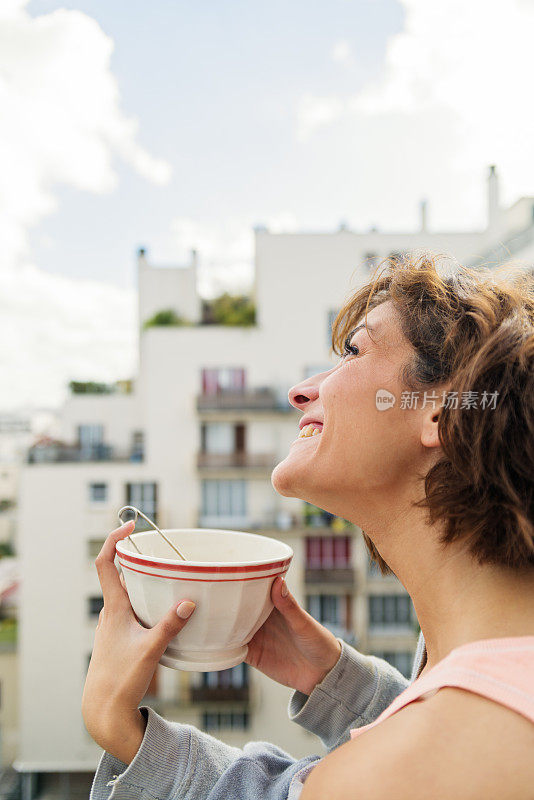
115, 528, 293, 671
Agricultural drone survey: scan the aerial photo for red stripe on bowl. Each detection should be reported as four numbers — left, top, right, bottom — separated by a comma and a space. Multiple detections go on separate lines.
120, 562, 289, 583
116, 548, 292, 574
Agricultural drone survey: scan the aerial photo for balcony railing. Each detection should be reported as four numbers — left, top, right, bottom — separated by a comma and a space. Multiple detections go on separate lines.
190, 686, 249, 703
27, 443, 144, 464
197, 388, 293, 412
304, 567, 355, 585
197, 452, 276, 470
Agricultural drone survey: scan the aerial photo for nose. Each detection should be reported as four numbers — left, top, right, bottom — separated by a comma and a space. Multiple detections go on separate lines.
288, 376, 320, 410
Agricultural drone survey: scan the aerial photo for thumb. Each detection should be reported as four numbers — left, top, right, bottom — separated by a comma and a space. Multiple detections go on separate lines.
147, 600, 196, 653
271, 577, 313, 635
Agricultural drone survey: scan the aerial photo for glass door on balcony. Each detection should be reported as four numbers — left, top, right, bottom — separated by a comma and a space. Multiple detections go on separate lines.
305, 536, 351, 568
201, 368, 246, 395
368, 594, 414, 632
306, 593, 352, 640
126, 482, 158, 523
202, 663, 248, 689
78, 424, 104, 459
202, 423, 235, 454
200, 479, 248, 525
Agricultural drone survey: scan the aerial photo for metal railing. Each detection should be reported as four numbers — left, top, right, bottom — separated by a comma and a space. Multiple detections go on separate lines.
190, 686, 249, 703
304, 567, 355, 585
27, 444, 144, 464
197, 388, 293, 412
0, 767, 21, 799
197, 452, 276, 469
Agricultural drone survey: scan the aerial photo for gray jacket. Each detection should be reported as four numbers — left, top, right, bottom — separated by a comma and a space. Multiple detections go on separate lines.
90, 636, 425, 800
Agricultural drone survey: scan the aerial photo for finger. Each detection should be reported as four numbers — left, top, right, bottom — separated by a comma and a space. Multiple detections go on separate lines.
94, 521, 135, 608
271, 577, 314, 635
145, 600, 196, 658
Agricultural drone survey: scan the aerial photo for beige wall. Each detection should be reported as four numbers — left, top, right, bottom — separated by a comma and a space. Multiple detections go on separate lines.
138, 251, 201, 327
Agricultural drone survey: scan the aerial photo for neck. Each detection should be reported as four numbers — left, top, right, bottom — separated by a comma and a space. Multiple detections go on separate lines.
360, 499, 534, 670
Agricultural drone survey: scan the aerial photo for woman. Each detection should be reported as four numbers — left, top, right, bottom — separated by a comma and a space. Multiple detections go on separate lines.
83, 252, 534, 799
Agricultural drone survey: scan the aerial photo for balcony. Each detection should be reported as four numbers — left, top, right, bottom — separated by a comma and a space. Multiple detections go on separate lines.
190, 685, 250, 703
27, 442, 144, 464
304, 567, 355, 586
197, 452, 276, 470
197, 388, 293, 412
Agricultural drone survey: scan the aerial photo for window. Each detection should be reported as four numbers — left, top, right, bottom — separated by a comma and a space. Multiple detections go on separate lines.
202, 711, 249, 731
326, 309, 339, 348
201, 480, 247, 518
131, 431, 144, 462
369, 594, 413, 630
306, 536, 351, 569
88, 596, 104, 616
201, 368, 246, 395
78, 424, 104, 456
202, 423, 235, 455
201, 423, 246, 455
89, 482, 107, 503
202, 663, 248, 689
372, 650, 413, 678
126, 482, 157, 522
306, 594, 351, 631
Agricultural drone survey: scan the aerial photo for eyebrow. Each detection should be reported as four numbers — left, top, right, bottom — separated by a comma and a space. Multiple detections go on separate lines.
349, 323, 375, 336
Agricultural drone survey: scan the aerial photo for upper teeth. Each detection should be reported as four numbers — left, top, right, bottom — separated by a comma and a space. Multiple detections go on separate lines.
298, 424, 322, 439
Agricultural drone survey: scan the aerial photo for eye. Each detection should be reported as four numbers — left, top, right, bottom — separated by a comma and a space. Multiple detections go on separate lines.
342, 337, 360, 358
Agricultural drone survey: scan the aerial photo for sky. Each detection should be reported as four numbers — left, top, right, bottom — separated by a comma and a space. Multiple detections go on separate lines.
1, 0, 534, 410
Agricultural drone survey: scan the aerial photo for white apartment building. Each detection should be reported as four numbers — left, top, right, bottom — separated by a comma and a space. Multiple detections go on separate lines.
14, 166, 534, 797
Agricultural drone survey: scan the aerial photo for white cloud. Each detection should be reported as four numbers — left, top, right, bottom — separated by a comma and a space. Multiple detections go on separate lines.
297, 0, 534, 227
170, 213, 299, 298
0, 267, 136, 410
331, 40, 354, 67
0, 1, 170, 408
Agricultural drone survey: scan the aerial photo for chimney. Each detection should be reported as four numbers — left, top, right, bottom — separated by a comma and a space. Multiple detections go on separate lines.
137, 246, 148, 269
420, 199, 428, 233
487, 165, 501, 231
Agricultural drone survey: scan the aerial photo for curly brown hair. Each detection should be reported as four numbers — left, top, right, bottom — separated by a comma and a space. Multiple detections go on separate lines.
331, 251, 534, 573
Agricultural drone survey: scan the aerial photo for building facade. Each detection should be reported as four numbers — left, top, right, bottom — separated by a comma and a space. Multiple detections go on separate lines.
13, 166, 534, 795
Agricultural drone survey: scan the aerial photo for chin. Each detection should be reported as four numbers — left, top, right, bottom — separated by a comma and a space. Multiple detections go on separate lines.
271, 449, 325, 501
271, 459, 298, 497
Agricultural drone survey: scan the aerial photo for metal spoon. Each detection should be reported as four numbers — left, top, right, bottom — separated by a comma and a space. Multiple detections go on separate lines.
118, 505, 187, 560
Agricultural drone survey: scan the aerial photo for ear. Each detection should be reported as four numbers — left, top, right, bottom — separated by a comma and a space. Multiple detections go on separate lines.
420, 402, 442, 449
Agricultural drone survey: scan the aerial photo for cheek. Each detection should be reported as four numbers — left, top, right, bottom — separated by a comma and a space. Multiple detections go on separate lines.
321, 365, 375, 433
321, 369, 413, 471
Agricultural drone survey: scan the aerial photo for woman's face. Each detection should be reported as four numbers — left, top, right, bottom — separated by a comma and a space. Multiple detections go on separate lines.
272, 301, 436, 523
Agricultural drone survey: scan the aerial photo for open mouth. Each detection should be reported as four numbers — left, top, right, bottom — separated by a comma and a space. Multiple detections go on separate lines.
295, 423, 323, 441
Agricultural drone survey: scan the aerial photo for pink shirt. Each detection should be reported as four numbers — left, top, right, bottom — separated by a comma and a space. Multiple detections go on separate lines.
350, 636, 534, 740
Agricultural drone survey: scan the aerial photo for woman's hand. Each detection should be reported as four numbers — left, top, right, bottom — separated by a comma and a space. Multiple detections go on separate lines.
81, 521, 195, 764
246, 577, 342, 695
